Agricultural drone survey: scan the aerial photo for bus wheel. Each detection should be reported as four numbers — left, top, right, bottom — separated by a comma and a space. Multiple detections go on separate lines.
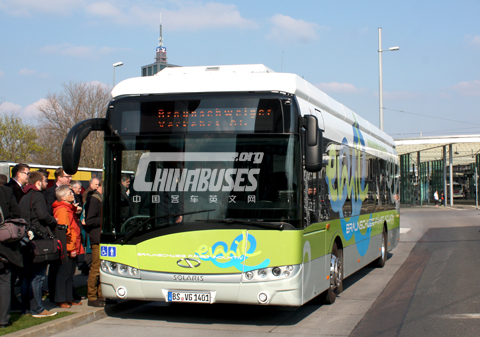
325, 241, 343, 304
376, 227, 387, 268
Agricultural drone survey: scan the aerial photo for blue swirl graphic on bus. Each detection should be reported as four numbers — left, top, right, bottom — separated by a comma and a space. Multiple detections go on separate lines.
196, 234, 270, 271
326, 118, 371, 256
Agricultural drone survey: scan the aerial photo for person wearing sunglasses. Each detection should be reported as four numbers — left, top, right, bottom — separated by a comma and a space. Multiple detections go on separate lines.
5, 163, 30, 204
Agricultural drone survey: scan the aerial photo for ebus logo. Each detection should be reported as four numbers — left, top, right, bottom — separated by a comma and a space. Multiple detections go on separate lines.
133, 152, 263, 192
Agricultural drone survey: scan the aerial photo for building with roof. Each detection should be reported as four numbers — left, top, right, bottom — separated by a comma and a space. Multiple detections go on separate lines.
395, 135, 480, 206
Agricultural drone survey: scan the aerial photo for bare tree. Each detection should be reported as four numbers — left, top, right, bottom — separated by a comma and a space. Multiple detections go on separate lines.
35, 81, 111, 169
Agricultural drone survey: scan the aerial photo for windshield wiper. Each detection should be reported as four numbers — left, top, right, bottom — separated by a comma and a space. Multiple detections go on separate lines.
206, 218, 286, 230
120, 209, 215, 244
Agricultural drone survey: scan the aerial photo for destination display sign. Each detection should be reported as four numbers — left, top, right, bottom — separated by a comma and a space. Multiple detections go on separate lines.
154, 106, 273, 132
116, 98, 281, 134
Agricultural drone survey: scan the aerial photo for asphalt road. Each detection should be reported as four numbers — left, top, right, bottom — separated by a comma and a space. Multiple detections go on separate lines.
51, 206, 480, 337
352, 206, 480, 337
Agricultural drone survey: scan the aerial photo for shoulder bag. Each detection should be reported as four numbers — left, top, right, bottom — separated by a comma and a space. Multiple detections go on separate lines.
25, 193, 61, 264
0, 206, 27, 243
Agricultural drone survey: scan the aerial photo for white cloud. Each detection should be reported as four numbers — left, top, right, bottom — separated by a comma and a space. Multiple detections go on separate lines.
85, 2, 255, 31
88, 80, 110, 90
0, 99, 45, 120
315, 82, 363, 94
0, 70, 4, 78
18, 68, 36, 76
25, 99, 47, 118
1, 1, 255, 31
267, 14, 320, 44
86, 1, 123, 20
451, 80, 480, 97
17, 68, 50, 78
0, 0, 84, 16
0, 101, 22, 114
469, 35, 480, 49
40, 43, 126, 60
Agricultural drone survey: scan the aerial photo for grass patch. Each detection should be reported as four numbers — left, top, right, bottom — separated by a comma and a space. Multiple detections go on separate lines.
0, 312, 73, 336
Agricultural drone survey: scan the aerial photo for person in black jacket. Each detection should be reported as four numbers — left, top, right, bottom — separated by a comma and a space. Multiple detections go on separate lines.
84, 182, 104, 307
70, 181, 83, 209
5, 163, 30, 204
5, 163, 30, 309
18, 171, 57, 318
0, 185, 22, 328
0, 174, 7, 186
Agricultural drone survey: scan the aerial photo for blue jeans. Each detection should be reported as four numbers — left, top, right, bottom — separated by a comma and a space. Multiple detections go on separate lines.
21, 264, 47, 315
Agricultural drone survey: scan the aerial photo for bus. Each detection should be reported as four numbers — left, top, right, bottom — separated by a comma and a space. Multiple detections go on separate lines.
62, 64, 400, 306
0, 161, 102, 190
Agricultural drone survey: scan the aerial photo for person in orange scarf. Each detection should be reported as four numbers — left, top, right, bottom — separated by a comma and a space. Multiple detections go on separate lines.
52, 185, 85, 308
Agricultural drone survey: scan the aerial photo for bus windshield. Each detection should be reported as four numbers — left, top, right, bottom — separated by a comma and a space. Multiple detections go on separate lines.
104, 134, 301, 241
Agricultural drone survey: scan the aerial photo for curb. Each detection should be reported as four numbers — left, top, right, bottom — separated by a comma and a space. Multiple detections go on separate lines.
9, 300, 144, 337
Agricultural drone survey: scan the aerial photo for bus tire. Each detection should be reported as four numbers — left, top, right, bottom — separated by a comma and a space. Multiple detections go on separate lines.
325, 241, 343, 304
376, 227, 388, 268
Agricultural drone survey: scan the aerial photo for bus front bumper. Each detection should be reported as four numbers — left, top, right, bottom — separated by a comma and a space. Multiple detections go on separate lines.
100, 269, 304, 306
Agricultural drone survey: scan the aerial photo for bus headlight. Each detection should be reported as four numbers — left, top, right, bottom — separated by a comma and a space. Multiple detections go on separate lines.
242, 265, 301, 282
100, 260, 140, 279
101, 260, 108, 273
119, 264, 128, 274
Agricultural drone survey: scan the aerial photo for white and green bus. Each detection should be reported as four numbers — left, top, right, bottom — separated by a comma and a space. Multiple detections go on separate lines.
62, 64, 399, 306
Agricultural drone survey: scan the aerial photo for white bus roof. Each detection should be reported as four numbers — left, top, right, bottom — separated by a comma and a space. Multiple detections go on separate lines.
112, 64, 394, 148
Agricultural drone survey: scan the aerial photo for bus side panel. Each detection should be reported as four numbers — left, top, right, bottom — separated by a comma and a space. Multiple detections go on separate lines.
302, 226, 329, 304
343, 231, 383, 279
341, 209, 399, 277
388, 212, 400, 252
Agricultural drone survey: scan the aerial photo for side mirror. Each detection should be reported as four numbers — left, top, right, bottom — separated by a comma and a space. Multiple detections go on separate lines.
304, 115, 317, 146
303, 115, 323, 172
62, 118, 112, 175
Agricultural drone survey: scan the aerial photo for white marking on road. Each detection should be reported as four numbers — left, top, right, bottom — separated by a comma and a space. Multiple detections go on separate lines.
442, 314, 480, 319
400, 228, 411, 234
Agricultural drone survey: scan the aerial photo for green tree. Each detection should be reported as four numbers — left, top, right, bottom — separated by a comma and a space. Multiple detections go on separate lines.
0, 112, 45, 162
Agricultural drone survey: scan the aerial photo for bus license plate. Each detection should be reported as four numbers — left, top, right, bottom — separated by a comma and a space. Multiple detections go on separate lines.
167, 291, 210, 303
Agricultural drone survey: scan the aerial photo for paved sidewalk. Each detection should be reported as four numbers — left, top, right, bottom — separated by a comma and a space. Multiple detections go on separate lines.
10, 271, 141, 337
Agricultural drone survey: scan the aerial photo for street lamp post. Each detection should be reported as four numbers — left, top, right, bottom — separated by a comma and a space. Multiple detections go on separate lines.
113, 62, 123, 87
378, 27, 399, 131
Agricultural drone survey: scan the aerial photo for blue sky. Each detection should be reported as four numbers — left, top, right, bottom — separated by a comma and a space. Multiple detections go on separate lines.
1, 0, 479, 138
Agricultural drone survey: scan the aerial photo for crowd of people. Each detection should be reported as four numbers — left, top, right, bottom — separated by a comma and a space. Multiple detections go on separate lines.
0, 164, 104, 329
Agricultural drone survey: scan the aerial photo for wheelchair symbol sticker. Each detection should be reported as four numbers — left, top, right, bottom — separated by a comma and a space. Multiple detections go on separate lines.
101, 246, 108, 257
100, 246, 116, 257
